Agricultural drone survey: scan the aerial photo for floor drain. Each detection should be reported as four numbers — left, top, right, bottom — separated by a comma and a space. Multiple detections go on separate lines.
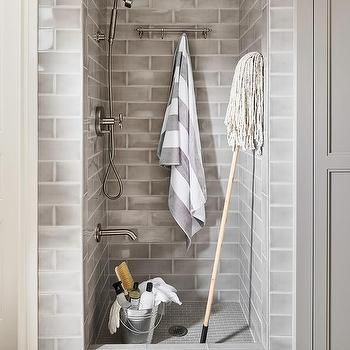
168, 325, 188, 337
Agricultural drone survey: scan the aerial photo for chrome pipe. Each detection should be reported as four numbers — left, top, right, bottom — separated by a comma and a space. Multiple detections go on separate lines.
95, 223, 137, 242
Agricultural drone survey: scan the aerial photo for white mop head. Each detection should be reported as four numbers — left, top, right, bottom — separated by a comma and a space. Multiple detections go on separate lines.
224, 52, 264, 155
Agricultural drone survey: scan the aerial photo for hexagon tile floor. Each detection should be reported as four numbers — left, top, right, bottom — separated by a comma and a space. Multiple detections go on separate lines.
94, 302, 254, 346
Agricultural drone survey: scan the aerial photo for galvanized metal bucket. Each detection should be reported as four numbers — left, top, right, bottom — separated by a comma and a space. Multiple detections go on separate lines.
119, 304, 163, 344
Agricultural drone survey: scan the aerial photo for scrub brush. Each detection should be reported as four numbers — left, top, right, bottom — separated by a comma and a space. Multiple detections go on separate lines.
115, 261, 134, 291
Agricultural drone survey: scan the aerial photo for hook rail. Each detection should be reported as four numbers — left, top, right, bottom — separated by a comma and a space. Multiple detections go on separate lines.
136, 26, 212, 39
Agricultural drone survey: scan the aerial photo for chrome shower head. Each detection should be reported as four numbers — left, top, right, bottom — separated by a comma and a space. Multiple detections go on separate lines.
123, 0, 133, 8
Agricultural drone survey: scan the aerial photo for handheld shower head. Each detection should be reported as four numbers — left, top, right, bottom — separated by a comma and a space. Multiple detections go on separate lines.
108, 0, 133, 43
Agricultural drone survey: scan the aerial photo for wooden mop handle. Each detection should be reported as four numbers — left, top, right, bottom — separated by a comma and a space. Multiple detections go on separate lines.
200, 146, 240, 343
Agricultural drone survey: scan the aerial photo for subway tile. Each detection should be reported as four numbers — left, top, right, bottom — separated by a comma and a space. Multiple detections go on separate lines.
128, 166, 169, 180
56, 250, 82, 271
270, 336, 293, 350
175, 9, 219, 23
270, 31, 293, 51
56, 119, 82, 138
107, 210, 148, 226
56, 294, 82, 314
39, 53, 82, 73
39, 294, 56, 314
124, 259, 172, 274
271, 250, 293, 272
39, 184, 80, 204
270, 315, 293, 336
128, 102, 166, 118
39, 162, 54, 182
174, 260, 214, 275
57, 338, 84, 350
39, 119, 54, 138
270, 271, 293, 292
113, 87, 149, 101
56, 161, 81, 181
270, 183, 293, 205
151, 56, 173, 70
151, 0, 195, 8
271, 293, 293, 314
39, 227, 81, 249
196, 274, 240, 290
128, 196, 168, 210
128, 10, 173, 24
220, 9, 240, 23
39, 272, 81, 292
271, 8, 293, 30
197, 0, 239, 8
128, 71, 170, 86
39, 8, 81, 29
39, 74, 55, 93
38, 29, 54, 51
39, 250, 56, 271
271, 52, 294, 73
150, 243, 194, 258
56, 74, 81, 95
188, 40, 219, 55
113, 56, 149, 71
128, 40, 173, 55
56, 30, 82, 51
270, 228, 293, 249
271, 75, 294, 96
109, 244, 149, 259
39, 96, 81, 116
137, 227, 173, 243
196, 56, 238, 71
39, 315, 82, 337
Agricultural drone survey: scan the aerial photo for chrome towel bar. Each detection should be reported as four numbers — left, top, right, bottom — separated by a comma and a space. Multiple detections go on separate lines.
136, 26, 212, 39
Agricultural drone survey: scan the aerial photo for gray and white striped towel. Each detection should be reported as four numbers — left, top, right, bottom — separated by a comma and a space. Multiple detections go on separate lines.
157, 33, 207, 245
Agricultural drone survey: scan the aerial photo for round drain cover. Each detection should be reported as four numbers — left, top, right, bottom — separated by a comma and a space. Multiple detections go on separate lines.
168, 325, 188, 337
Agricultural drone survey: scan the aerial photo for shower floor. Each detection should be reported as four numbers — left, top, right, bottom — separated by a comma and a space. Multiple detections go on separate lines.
94, 302, 254, 346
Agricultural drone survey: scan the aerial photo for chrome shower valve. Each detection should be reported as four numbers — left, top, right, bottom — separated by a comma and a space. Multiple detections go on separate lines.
95, 106, 122, 136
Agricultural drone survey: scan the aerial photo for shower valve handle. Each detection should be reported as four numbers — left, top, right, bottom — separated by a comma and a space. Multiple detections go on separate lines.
118, 113, 124, 129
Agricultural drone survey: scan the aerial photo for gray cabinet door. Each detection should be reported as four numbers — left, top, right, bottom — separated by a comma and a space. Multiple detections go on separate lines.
314, 0, 350, 349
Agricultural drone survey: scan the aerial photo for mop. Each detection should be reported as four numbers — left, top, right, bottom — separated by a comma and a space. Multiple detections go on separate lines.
200, 52, 264, 343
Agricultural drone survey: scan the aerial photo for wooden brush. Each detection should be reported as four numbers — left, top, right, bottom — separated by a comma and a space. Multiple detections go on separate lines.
115, 261, 134, 291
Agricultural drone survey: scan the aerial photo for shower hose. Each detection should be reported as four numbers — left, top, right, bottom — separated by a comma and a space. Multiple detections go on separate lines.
102, 41, 124, 200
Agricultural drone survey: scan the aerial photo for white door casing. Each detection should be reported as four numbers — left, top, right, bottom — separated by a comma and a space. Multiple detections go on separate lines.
0, 0, 38, 349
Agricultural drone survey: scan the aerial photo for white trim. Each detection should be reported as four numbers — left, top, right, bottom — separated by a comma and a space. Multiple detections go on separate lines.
18, 0, 38, 348
296, 0, 314, 349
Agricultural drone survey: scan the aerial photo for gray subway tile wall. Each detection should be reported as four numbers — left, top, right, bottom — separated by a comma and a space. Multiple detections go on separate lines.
82, 0, 109, 348
105, 0, 243, 310
38, 1, 84, 350
268, 0, 295, 349
238, 0, 269, 346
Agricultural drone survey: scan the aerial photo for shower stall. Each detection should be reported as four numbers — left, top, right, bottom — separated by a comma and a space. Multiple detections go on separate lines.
37, 0, 295, 349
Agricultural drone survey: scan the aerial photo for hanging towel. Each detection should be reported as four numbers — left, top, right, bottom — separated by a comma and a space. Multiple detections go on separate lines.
157, 33, 207, 245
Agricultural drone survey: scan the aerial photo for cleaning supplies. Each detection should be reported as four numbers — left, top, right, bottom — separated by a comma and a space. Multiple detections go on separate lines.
139, 282, 154, 310
113, 282, 131, 308
115, 261, 134, 291
108, 298, 121, 334
139, 277, 182, 306
128, 282, 141, 308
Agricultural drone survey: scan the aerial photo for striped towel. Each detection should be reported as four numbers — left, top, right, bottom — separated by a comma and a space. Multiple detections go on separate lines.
157, 33, 207, 245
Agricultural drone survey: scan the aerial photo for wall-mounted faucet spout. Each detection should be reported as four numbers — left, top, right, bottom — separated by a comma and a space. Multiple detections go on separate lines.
95, 223, 137, 242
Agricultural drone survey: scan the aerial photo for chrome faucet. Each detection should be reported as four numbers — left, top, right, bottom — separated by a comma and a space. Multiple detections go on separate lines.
95, 223, 137, 242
